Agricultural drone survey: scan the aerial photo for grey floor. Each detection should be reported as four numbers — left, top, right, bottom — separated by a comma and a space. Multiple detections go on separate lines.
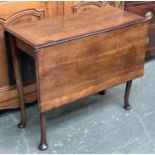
0, 59, 155, 154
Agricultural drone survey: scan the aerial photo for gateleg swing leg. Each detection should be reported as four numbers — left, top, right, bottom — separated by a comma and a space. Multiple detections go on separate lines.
9, 35, 26, 128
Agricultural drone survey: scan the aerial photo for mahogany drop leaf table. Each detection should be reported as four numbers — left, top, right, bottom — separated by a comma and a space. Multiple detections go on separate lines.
5, 6, 148, 150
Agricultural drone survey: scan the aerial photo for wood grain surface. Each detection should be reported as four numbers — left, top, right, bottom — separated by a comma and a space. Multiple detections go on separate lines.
6, 6, 146, 49
5, 6, 148, 113
5, 4, 148, 150
36, 22, 148, 112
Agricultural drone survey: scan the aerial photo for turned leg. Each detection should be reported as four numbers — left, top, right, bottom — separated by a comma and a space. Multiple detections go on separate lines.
9, 35, 26, 128
124, 80, 132, 110
99, 90, 106, 95
39, 113, 48, 150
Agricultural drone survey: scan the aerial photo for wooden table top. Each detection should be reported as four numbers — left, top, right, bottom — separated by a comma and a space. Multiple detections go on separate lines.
5, 6, 146, 49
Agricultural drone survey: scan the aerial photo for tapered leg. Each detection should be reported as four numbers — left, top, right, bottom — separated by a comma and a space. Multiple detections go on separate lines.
39, 113, 48, 151
98, 90, 106, 95
9, 35, 26, 128
124, 80, 132, 110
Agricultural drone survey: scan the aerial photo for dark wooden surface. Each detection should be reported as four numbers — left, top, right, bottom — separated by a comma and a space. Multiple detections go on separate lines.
125, 1, 155, 57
